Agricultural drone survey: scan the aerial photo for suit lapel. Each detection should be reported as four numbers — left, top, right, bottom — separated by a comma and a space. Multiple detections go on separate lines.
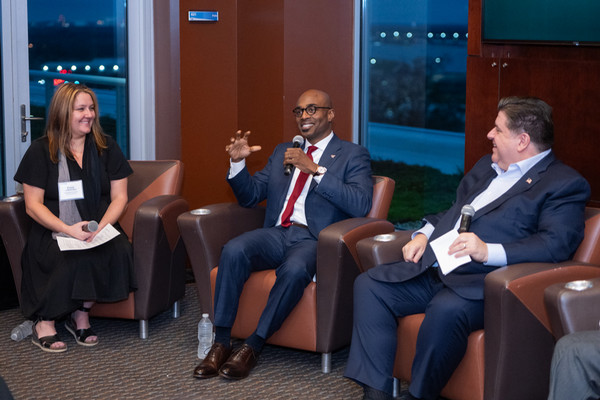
472, 152, 555, 221
309, 134, 341, 190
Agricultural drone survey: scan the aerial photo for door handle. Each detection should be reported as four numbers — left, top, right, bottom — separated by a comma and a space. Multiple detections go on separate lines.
20, 104, 44, 142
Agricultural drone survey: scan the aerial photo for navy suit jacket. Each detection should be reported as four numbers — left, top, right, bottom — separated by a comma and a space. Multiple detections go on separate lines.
369, 151, 591, 300
227, 133, 373, 239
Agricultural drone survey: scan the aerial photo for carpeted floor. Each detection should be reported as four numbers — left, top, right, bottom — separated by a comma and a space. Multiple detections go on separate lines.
0, 284, 411, 400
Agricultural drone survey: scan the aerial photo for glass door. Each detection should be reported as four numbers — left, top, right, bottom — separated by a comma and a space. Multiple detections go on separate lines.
1, 0, 31, 196
1, 0, 129, 196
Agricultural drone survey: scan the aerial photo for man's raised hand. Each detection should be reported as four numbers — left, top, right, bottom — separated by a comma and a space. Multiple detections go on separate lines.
226, 130, 262, 162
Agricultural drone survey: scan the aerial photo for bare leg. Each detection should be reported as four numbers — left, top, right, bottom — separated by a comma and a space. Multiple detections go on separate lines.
72, 301, 98, 344
35, 320, 66, 350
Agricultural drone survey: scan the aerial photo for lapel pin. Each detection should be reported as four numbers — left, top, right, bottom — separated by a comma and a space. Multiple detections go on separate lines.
331, 155, 335, 158
526, 178, 532, 184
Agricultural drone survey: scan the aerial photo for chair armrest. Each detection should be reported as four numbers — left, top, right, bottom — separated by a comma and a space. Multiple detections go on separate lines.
544, 277, 600, 339
315, 217, 394, 352
484, 261, 600, 400
356, 230, 414, 272
131, 195, 189, 318
177, 203, 265, 315
0, 195, 31, 304
485, 261, 600, 333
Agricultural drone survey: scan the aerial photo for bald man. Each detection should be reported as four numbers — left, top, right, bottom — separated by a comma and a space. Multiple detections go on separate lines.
193, 89, 373, 381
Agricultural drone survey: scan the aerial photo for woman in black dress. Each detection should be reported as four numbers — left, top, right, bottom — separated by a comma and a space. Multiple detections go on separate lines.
14, 83, 135, 352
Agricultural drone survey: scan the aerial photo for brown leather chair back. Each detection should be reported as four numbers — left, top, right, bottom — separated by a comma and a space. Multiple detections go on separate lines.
119, 160, 184, 239
367, 176, 395, 219
572, 207, 600, 265
0, 196, 31, 303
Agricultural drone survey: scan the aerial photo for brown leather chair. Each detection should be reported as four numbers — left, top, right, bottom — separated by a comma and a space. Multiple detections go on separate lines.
177, 175, 395, 372
0, 160, 188, 339
356, 206, 600, 400
544, 277, 600, 340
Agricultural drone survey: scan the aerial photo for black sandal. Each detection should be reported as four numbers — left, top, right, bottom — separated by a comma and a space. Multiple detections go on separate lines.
31, 322, 67, 353
65, 306, 99, 347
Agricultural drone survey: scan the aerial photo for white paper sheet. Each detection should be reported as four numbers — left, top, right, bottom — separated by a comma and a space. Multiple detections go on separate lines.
56, 223, 120, 251
429, 229, 471, 275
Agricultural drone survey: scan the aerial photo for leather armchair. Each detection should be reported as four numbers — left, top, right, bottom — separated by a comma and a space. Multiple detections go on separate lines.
356, 206, 600, 400
545, 277, 600, 340
0, 160, 188, 339
177, 176, 395, 372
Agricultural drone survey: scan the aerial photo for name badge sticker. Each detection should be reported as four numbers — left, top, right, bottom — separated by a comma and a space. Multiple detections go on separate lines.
58, 180, 85, 201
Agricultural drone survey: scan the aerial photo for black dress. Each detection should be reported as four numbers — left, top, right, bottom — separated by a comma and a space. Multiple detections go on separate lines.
14, 135, 136, 321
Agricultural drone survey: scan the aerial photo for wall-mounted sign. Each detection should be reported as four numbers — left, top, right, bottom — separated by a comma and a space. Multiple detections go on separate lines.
188, 11, 219, 22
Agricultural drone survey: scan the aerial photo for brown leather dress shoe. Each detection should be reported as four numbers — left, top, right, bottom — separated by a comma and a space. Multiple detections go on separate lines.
218, 344, 259, 380
193, 343, 232, 379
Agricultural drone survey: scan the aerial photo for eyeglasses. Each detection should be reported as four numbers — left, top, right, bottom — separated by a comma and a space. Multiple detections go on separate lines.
292, 105, 332, 118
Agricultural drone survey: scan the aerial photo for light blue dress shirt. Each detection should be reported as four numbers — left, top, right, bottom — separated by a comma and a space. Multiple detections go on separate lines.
416, 149, 551, 266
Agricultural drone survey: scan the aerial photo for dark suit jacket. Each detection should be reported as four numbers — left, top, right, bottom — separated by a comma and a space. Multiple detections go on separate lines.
227, 133, 373, 239
369, 151, 591, 300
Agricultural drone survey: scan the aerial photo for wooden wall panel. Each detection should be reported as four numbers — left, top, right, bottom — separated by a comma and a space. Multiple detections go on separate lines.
179, 0, 355, 209
466, 0, 600, 205
154, 0, 181, 161
283, 1, 355, 143
236, 1, 284, 175
464, 57, 499, 171
179, 0, 239, 208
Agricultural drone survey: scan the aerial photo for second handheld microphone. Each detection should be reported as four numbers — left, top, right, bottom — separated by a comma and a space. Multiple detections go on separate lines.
82, 220, 99, 233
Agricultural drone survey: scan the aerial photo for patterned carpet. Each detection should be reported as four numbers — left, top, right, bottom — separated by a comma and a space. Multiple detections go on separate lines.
0, 284, 410, 400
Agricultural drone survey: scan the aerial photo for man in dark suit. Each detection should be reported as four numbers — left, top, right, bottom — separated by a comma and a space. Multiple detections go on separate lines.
193, 89, 373, 380
344, 97, 591, 400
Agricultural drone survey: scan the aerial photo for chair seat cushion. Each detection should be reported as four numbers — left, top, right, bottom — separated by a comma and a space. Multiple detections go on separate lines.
393, 314, 485, 400
210, 268, 318, 351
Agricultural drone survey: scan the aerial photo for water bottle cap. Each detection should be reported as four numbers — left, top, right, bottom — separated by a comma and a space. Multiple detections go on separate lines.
202, 313, 209, 318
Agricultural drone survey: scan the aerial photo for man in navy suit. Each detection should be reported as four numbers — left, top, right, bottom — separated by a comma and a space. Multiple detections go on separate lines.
345, 97, 591, 400
193, 89, 373, 380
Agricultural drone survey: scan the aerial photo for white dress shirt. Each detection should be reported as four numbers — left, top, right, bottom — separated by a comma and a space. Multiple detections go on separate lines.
416, 149, 551, 266
229, 131, 334, 227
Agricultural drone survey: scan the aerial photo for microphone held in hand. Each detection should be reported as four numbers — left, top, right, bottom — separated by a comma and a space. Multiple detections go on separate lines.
284, 135, 305, 176
82, 220, 99, 233
458, 205, 475, 233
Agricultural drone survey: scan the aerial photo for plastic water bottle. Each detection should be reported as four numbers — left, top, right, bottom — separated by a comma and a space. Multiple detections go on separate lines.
197, 313, 213, 360
10, 320, 34, 341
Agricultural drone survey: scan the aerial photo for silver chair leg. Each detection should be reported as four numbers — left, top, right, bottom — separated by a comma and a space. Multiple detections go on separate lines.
393, 377, 400, 398
139, 319, 149, 339
172, 300, 180, 318
321, 352, 331, 373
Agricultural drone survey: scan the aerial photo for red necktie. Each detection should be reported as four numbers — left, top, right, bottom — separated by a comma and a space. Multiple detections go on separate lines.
280, 146, 317, 227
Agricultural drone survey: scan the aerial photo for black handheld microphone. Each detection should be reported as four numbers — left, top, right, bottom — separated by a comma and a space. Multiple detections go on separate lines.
458, 205, 475, 233
284, 135, 305, 176
82, 220, 99, 233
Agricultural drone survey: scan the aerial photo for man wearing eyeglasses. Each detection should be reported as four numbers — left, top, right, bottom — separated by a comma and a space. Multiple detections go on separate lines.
193, 89, 373, 380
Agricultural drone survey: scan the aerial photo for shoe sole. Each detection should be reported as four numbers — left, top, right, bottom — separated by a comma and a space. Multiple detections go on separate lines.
218, 371, 250, 380
193, 372, 219, 379
65, 320, 99, 347
31, 336, 67, 353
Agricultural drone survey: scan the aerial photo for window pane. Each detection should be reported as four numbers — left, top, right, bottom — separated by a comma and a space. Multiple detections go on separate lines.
27, 0, 128, 156
362, 0, 468, 227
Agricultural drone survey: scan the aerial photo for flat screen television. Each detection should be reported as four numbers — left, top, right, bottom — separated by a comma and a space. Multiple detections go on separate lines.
483, 0, 600, 46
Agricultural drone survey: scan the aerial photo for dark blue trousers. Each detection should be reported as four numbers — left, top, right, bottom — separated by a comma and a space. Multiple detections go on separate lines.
213, 225, 317, 340
344, 267, 484, 400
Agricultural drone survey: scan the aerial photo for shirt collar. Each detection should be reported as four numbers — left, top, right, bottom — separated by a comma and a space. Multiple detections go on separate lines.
491, 148, 551, 176
305, 131, 334, 152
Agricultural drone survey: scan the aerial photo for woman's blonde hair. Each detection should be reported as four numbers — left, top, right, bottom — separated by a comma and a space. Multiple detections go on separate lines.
46, 82, 107, 163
